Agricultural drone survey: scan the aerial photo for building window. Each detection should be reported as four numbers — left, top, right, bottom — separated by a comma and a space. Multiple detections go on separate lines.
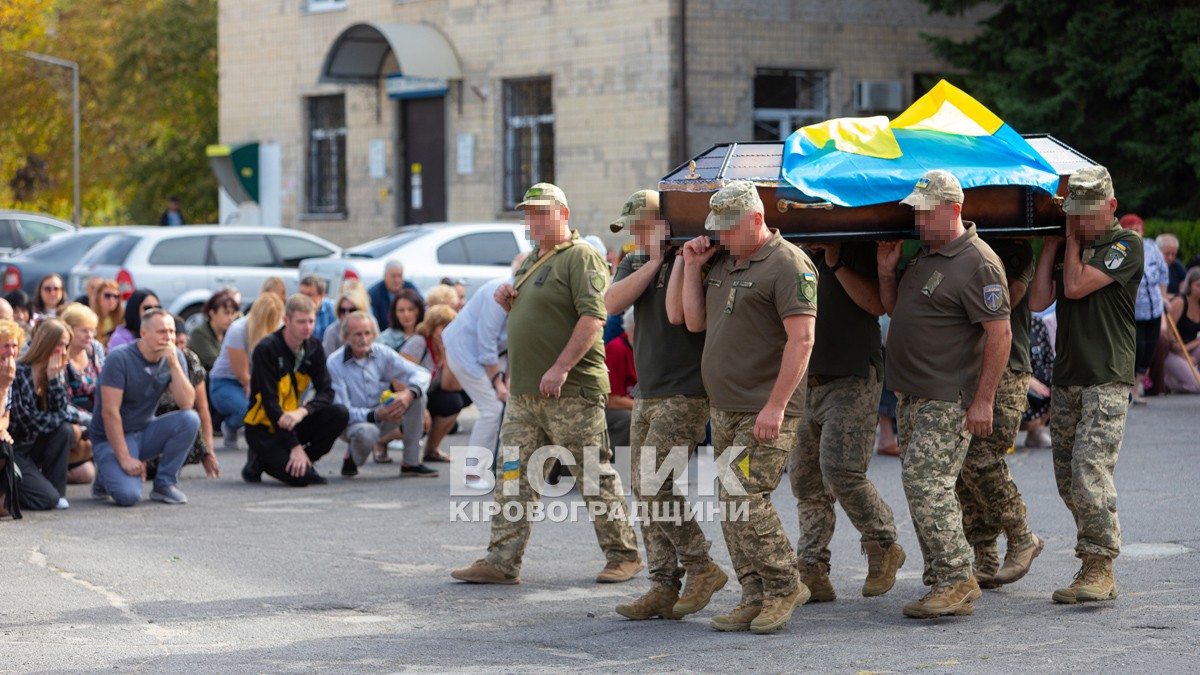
753, 69, 829, 141
503, 77, 554, 210
306, 95, 347, 215
305, 0, 346, 13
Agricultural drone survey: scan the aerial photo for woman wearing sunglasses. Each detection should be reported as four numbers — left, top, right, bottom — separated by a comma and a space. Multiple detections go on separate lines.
87, 279, 123, 347
322, 286, 371, 356
31, 274, 68, 325
108, 290, 161, 350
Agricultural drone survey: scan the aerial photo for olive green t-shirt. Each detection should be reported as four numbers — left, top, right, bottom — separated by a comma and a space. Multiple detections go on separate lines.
701, 230, 818, 416
507, 231, 611, 397
612, 252, 707, 398
810, 241, 883, 380
986, 238, 1035, 373
1052, 221, 1143, 386
886, 225, 1010, 406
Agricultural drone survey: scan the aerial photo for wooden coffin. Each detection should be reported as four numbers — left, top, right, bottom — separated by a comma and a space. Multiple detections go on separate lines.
658, 135, 1096, 242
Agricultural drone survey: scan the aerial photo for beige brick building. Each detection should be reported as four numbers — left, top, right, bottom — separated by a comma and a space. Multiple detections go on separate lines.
218, 0, 984, 247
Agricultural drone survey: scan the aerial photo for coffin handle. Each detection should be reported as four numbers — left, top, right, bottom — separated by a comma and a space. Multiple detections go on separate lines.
778, 199, 833, 212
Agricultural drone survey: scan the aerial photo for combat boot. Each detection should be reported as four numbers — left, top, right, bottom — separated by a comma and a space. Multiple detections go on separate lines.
749, 583, 811, 634
709, 600, 762, 632
972, 541, 1000, 588
991, 533, 1044, 587
862, 541, 906, 597
798, 559, 836, 602
615, 586, 680, 620
902, 577, 982, 618
450, 559, 520, 585
1053, 554, 1117, 604
673, 561, 728, 617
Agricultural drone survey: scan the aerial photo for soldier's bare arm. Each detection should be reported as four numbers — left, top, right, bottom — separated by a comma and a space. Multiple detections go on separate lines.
755, 313, 815, 442
681, 236, 717, 332
876, 241, 903, 316
665, 251, 686, 325
1061, 236, 1117, 299
965, 318, 1012, 437
1008, 279, 1029, 307
1029, 236, 1060, 311
605, 251, 663, 315
539, 315, 604, 397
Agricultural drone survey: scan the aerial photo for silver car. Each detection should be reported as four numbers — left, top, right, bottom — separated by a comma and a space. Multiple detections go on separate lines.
0, 210, 78, 256
68, 226, 341, 322
298, 222, 531, 300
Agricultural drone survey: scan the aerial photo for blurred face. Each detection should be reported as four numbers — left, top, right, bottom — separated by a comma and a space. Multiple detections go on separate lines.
632, 216, 670, 257
396, 298, 419, 332
175, 330, 189, 351
70, 322, 97, 350
384, 267, 405, 294
1160, 244, 1179, 266
209, 304, 237, 332
54, 331, 70, 356
284, 310, 316, 342
722, 211, 764, 258
1068, 197, 1117, 245
523, 204, 570, 246
100, 288, 121, 313
452, 285, 466, 311
40, 277, 64, 306
337, 300, 356, 320
139, 295, 161, 315
914, 202, 961, 245
345, 316, 375, 358
12, 306, 29, 324
299, 283, 324, 304
141, 314, 175, 351
0, 336, 18, 359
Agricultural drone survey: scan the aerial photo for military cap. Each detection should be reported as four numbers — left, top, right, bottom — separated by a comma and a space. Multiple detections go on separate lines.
609, 189, 660, 233
1062, 166, 1114, 215
705, 180, 763, 231
900, 169, 964, 210
516, 182, 569, 210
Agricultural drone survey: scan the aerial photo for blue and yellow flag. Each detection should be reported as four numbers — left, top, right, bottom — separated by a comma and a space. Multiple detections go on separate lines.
780, 80, 1060, 207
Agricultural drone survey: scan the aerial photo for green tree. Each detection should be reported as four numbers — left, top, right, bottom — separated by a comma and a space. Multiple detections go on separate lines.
917, 0, 1200, 219
0, 0, 217, 224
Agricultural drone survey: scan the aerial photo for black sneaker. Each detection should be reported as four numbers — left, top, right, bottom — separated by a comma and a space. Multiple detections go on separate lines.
341, 455, 359, 478
306, 469, 328, 485
241, 451, 263, 483
400, 463, 439, 478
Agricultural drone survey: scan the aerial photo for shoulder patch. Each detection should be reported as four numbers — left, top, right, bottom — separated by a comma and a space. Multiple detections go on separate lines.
1104, 241, 1128, 270
797, 272, 816, 303
589, 271, 607, 293
983, 283, 1003, 312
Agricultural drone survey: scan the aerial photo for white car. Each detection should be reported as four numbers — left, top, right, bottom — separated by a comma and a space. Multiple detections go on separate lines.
298, 223, 532, 300
68, 225, 341, 322
0, 210, 78, 256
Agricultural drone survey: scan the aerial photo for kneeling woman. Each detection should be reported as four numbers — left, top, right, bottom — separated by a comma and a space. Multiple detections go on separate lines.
10, 319, 78, 510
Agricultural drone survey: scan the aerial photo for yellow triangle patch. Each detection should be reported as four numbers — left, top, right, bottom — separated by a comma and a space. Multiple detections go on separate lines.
738, 454, 750, 479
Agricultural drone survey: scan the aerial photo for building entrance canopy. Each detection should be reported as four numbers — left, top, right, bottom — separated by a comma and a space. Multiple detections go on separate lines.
319, 22, 462, 83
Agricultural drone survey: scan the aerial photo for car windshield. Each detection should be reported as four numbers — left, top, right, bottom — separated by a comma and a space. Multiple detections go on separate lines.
78, 234, 139, 266
23, 231, 107, 261
345, 230, 429, 258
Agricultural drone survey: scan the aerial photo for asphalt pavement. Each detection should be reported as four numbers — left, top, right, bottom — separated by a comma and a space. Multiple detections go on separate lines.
2, 395, 1198, 673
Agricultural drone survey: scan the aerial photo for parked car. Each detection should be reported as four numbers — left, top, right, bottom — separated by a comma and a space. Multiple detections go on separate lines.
1, 227, 148, 298
298, 223, 532, 300
0, 210, 78, 256
68, 226, 342, 323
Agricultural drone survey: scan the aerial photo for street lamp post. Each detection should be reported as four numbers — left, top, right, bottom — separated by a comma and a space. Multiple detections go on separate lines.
24, 52, 81, 226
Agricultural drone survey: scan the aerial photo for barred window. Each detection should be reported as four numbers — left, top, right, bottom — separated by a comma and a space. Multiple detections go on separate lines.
753, 69, 829, 141
306, 95, 347, 215
503, 78, 554, 210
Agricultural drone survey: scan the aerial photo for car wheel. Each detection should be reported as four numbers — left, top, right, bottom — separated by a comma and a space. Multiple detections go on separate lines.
181, 304, 206, 333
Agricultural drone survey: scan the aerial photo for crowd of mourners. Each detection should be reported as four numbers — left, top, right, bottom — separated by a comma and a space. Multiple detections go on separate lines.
0, 262, 481, 516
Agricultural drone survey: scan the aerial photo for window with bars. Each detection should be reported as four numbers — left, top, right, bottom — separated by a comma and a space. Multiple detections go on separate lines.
503, 78, 555, 210
306, 95, 347, 215
752, 69, 830, 141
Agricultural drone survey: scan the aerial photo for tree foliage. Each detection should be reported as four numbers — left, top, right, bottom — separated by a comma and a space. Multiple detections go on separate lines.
0, 0, 218, 224
917, 0, 1200, 219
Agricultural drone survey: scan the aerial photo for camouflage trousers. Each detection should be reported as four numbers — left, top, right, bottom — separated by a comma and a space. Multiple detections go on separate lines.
1051, 382, 1126, 559
957, 369, 1032, 547
630, 396, 713, 590
485, 394, 640, 576
897, 395, 973, 585
712, 409, 800, 600
788, 372, 897, 567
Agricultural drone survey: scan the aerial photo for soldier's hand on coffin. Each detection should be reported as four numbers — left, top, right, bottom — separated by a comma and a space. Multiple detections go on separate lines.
1041, 235, 1063, 251
808, 242, 840, 267
682, 236, 718, 267
877, 240, 903, 272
